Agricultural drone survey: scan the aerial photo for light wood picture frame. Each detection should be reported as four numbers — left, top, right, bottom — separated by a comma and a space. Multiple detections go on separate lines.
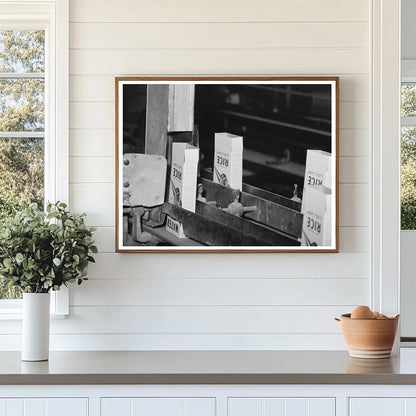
115, 77, 339, 253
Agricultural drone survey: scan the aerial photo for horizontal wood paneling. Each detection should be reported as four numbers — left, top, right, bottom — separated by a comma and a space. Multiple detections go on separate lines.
70, 49, 368, 76
49, 305, 353, 334
69, 183, 114, 226
339, 102, 369, 129
93, 227, 115, 253
339, 227, 369, 252
70, 157, 114, 183
70, 103, 114, 129
69, 75, 369, 103
70, 22, 368, 50
70, 76, 115, 102
70, 278, 368, 306
339, 183, 369, 227
69, 130, 115, 157
0, 333, 347, 350
0, 306, 354, 335
86, 253, 369, 279
339, 156, 369, 183
69, 0, 369, 23
339, 129, 369, 157
5, 0, 371, 352
339, 76, 369, 102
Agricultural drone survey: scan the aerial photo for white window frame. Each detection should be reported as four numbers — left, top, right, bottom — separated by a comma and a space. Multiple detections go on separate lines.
399, 60, 416, 341
371, 0, 401, 322
0, 0, 69, 317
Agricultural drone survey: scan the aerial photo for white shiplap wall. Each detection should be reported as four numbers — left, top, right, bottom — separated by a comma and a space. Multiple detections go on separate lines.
48, 0, 371, 350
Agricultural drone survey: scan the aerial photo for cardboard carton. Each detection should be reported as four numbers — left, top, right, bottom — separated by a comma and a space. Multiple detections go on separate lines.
303, 149, 332, 193
214, 132, 243, 190
301, 187, 332, 247
168, 142, 199, 213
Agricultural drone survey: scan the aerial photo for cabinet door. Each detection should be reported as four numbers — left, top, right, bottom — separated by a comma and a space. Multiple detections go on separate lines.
101, 397, 215, 416
228, 398, 335, 416
0, 398, 88, 416
350, 398, 404, 416
350, 398, 416, 416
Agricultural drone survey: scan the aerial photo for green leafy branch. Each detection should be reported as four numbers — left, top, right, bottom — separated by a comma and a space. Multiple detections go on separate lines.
0, 202, 96, 293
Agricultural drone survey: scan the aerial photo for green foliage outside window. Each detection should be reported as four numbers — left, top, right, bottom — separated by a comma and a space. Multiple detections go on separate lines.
402, 84, 416, 118
401, 127, 416, 230
0, 30, 45, 298
401, 82, 416, 230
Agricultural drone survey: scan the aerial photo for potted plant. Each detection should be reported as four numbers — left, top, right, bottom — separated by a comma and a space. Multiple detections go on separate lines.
0, 202, 97, 361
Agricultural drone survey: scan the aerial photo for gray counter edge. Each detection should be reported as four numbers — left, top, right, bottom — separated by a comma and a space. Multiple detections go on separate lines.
2, 373, 416, 385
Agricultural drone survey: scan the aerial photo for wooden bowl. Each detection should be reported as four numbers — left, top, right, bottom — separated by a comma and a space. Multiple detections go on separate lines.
337, 313, 399, 359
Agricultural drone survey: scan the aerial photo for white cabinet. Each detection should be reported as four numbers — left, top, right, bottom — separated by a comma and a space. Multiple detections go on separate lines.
228, 398, 335, 416
350, 398, 416, 416
0, 398, 88, 416
3, 385, 416, 416
101, 397, 215, 416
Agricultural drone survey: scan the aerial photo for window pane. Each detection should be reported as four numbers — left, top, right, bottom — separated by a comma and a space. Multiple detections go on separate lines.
0, 137, 44, 219
401, 126, 416, 230
402, 84, 416, 117
0, 78, 44, 131
0, 30, 45, 73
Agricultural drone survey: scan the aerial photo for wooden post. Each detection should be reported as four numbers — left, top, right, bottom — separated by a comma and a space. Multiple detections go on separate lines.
145, 83, 196, 203
168, 84, 195, 132
145, 84, 195, 156
145, 84, 169, 157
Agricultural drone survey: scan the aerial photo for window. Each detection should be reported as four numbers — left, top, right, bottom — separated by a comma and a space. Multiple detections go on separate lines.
401, 63, 416, 230
0, 0, 69, 314
0, 29, 45, 299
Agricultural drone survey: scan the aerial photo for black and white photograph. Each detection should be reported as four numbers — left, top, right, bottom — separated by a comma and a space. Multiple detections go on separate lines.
116, 77, 339, 252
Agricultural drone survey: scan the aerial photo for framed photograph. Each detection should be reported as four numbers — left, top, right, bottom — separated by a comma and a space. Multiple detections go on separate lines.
115, 77, 339, 252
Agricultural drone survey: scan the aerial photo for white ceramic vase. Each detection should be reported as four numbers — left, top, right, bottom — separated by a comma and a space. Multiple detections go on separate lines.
22, 292, 50, 361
